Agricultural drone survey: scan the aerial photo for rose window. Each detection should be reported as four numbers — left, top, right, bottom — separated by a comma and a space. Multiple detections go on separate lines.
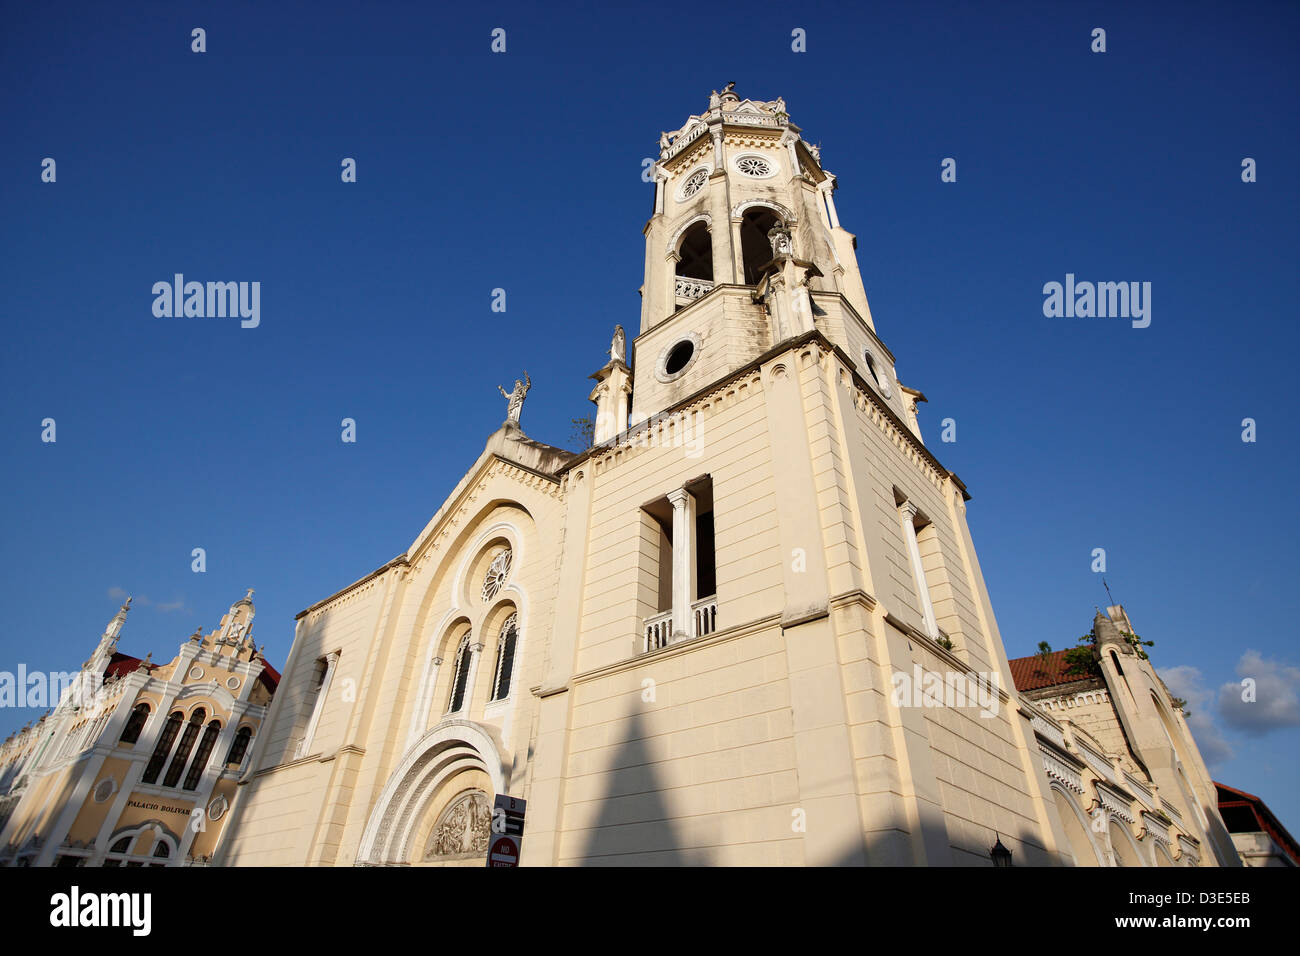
736, 156, 772, 177
681, 169, 707, 198
481, 548, 512, 602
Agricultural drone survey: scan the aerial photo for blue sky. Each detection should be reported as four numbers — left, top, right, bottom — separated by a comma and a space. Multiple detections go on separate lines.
2, 1, 1298, 832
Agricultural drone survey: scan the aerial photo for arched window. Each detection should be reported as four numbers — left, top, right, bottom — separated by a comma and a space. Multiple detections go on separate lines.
740, 207, 782, 285
675, 222, 713, 282
104, 829, 174, 867
491, 615, 519, 701
119, 704, 149, 745
103, 836, 132, 866
183, 720, 221, 790
162, 709, 205, 788
225, 726, 253, 767
446, 635, 473, 714
141, 711, 183, 784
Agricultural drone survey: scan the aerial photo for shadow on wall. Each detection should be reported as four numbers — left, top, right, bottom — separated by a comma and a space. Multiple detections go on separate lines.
572, 709, 1059, 866
575, 711, 710, 866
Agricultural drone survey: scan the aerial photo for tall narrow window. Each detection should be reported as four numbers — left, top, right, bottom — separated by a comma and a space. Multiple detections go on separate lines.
119, 704, 149, 745
225, 726, 252, 767
447, 636, 473, 713
182, 720, 221, 791
162, 709, 205, 788
295, 651, 339, 759
696, 509, 716, 602
491, 616, 518, 701
898, 500, 940, 641
141, 712, 183, 785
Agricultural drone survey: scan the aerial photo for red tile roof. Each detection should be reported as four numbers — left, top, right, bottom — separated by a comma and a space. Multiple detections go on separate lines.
1008, 648, 1096, 692
104, 652, 144, 680
256, 660, 281, 692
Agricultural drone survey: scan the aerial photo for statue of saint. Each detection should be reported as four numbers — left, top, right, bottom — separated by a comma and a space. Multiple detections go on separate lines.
768, 221, 794, 257
610, 325, 626, 364
498, 371, 531, 425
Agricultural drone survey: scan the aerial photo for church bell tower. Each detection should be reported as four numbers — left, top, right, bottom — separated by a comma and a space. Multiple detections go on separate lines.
592, 84, 925, 445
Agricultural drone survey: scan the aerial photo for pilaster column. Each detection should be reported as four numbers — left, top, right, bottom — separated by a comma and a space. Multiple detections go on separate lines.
589, 360, 632, 445
462, 643, 487, 714
406, 656, 443, 749
899, 502, 940, 640
667, 487, 697, 638
823, 179, 842, 229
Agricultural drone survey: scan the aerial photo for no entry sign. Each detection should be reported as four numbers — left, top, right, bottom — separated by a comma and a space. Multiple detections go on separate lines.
486, 794, 526, 867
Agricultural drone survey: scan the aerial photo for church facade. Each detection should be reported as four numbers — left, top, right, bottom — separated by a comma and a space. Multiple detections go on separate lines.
209, 87, 1240, 867
0, 593, 279, 866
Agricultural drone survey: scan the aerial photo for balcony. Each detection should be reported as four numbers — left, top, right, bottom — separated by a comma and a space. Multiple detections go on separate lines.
642, 596, 718, 653
674, 276, 713, 305
644, 611, 672, 653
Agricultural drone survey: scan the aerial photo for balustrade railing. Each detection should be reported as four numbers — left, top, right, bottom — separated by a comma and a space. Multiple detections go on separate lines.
674, 276, 713, 301
642, 596, 718, 652
692, 596, 718, 637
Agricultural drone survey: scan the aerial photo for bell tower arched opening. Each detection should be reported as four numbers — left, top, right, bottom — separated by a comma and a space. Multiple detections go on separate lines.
739, 207, 782, 285
675, 222, 713, 282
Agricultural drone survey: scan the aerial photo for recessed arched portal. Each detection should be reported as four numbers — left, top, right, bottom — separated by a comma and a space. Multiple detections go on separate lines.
355, 720, 507, 866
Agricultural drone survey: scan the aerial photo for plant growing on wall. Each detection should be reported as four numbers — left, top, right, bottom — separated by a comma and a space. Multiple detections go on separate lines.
1064, 628, 1102, 678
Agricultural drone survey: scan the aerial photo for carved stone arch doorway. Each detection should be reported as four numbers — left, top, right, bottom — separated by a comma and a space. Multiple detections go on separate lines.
354, 720, 507, 866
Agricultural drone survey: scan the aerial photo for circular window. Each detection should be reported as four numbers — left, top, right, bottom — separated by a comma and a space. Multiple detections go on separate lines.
735, 154, 775, 178
188, 666, 204, 680
665, 340, 694, 375
93, 778, 116, 803
226, 675, 241, 691
481, 548, 512, 602
656, 334, 701, 382
679, 168, 708, 199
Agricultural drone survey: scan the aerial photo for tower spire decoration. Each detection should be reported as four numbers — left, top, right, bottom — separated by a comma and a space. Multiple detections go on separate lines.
101, 597, 131, 647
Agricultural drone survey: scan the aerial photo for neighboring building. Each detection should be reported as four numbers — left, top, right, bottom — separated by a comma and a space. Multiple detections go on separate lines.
1215, 782, 1299, 867
1008, 605, 1241, 867
0, 593, 279, 866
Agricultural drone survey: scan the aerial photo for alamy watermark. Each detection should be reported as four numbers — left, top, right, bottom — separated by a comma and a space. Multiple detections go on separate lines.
891, 664, 1001, 718
152, 275, 260, 328
605, 408, 705, 458
1042, 274, 1150, 328
0, 666, 95, 709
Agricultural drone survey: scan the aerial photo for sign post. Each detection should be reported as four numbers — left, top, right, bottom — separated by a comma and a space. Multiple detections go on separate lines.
487, 794, 526, 867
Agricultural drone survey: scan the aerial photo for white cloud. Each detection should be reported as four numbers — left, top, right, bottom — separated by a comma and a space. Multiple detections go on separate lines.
106, 588, 188, 614
1218, 650, 1300, 736
1159, 664, 1234, 767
